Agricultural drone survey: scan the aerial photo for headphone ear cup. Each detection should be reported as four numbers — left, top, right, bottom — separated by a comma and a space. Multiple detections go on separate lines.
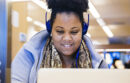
46, 20, 51, 34
82, 22, 89, 35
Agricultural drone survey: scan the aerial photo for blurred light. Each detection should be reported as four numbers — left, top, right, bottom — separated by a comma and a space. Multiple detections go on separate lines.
87, 33, 91, 38
27, 26, 38, 41
32, 0, 50, 12
11, 0, 29, 2
106, 53, 113, 64
34, 21, 41, 26
33, 21, 46, 29
102, 26, 114, 38
95, 49, 104, 52
96, 49, 130, 52
26, 16, 32, 22
93, 40, 101, 45
40, 24, 46, 30
106, 49, 130, 52
96, 18, 113, 37
96, 18, 106, 26
89, 1, 114, 38
89, 1, 100, 18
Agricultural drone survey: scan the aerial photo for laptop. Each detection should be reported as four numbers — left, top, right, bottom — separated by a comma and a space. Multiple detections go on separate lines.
37, 69, 130, 83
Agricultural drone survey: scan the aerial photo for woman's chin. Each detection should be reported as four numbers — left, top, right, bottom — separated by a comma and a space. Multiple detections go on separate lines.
61, 51, 74, 56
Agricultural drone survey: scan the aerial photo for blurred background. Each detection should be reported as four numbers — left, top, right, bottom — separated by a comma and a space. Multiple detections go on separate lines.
8, 0, 130, 69
0, 0, 130, 82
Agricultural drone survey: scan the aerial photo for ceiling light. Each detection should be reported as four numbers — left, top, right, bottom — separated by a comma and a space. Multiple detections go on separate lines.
89, 1, 100, 18
106, 49, 130, 52
89, 1, 114, 38
96, 49, 130, 52
34, 21, 46, 29
93, 40, 102, 45
11, 0, 29, 2
102, 26, 114, 38
96, 18, 106, 27
32, 0, 50, 12
26, 16, 32, 22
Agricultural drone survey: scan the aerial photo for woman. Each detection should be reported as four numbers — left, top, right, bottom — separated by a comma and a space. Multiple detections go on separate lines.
11, 0, 108, 83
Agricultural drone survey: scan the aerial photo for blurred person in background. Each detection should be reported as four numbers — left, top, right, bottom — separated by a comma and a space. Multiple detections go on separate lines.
11, 0, 108, 83
112, 59, 125, 69
125, 60, 130, 68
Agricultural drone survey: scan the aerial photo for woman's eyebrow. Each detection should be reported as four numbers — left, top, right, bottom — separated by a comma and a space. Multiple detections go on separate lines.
56, 26, 64, 29
71, 27, 79, 29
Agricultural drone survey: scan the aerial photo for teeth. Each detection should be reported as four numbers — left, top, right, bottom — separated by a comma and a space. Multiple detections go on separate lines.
64, 45, 71, 47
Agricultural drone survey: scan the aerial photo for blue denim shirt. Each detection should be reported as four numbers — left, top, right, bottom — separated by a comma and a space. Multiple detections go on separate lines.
11, 30, 108, 83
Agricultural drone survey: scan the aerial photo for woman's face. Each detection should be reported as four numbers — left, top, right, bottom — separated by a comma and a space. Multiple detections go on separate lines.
52, 12, 82, 56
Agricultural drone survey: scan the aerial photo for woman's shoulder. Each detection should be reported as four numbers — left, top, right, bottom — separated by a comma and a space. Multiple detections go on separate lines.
12, 30, 50, 72
11, 30, 50, 82
83, 35, 108, 68
27, 30, 49, 49
23, 30, 49, 52
19, 30, 50, 63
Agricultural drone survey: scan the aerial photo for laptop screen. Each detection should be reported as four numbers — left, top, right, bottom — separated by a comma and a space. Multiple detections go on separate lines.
37, 69, 130, 83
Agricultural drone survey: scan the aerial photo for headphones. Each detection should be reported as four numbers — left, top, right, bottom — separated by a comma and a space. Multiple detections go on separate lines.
45, 12, 89, 35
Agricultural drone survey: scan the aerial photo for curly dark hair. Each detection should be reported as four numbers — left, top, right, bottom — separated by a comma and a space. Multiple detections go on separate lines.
46, 0, 89, 28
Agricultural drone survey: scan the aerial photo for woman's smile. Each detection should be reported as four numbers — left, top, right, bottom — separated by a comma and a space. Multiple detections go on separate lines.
61, 43, 73, 49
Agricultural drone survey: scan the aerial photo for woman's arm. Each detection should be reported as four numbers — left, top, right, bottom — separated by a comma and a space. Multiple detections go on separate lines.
98, 59, 109, 68
11, 47, 34, 83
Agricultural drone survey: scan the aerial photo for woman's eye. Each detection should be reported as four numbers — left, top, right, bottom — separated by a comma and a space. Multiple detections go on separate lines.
71, 31, 78, 34
56, 31, 64, 34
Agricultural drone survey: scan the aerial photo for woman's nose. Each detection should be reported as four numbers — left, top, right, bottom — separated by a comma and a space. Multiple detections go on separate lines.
63, 33, 72, 41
